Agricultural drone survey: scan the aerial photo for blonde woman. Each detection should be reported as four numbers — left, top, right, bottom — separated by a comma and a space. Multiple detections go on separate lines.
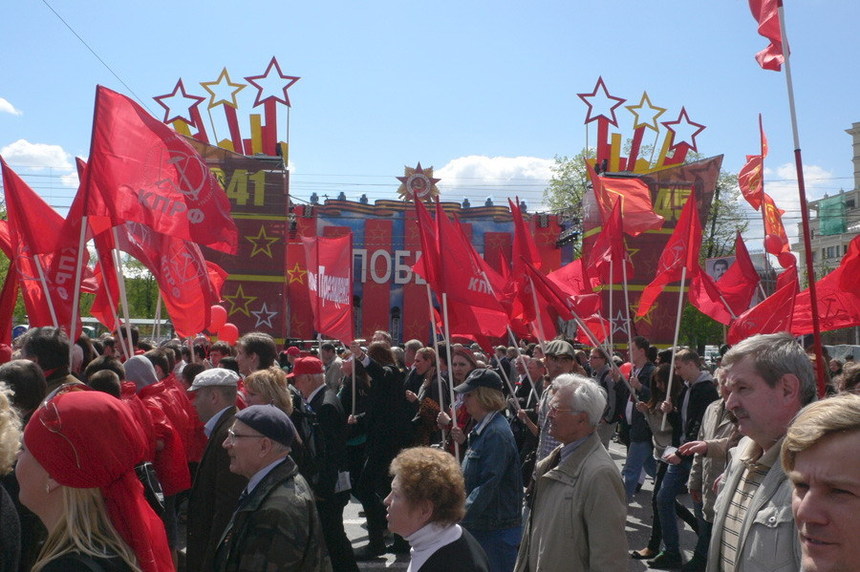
243, 366, 294, 415
17, 387, 172, 572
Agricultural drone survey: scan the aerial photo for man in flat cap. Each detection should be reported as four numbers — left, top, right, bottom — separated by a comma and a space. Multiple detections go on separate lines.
186, 368, 247, 572
214, 405, 332, 572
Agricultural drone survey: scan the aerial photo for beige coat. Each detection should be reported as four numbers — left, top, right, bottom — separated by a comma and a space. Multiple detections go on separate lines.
515, 431, 628, 572
687, 398, 740, 521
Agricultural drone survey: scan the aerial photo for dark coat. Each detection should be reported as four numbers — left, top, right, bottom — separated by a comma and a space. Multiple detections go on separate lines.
186, 407, 247, 572
625, 361, 656, 443
213, 458, 332, 572
678, 374, 719, 445
308, 386, 350, 500
417, 528, 490, 571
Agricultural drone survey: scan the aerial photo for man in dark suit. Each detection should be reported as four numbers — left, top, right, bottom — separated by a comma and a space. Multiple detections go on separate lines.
186, 368, 247, 572
291, 356, 359, 571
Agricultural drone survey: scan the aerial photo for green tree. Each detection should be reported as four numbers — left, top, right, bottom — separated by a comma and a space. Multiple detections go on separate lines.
542, 149, 595, 258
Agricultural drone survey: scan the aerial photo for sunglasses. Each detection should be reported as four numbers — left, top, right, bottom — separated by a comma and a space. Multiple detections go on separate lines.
39, 383, 91, 469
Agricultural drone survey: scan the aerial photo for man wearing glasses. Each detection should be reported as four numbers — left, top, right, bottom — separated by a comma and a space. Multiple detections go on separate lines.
515, 373, 628, 571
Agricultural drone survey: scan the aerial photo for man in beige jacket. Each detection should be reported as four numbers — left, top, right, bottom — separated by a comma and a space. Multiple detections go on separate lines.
515, 373, 628, 571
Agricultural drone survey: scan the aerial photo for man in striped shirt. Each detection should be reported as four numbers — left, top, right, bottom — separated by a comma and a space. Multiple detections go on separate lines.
706, 333, 817, 572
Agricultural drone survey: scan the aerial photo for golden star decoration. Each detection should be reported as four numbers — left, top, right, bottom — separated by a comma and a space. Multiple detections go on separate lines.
625, 91, 667, 132
287, 262, 307, 284
200, 67, 246, 109
396, 163, 441, 201
223, 284, 258, 318
245, 225, 280, 258
631, 301, 657, 326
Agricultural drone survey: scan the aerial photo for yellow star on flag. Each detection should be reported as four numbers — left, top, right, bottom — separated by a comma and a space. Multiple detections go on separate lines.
245, 225, 279, 258
223, 284, 258, 318
287, 262, 307, 284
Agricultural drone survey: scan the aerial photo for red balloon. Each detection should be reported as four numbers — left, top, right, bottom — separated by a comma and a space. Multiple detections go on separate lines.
763, 234, 785, 255
778, 251, 797, 269
209, 305, 227, 333
220, 323, 239, 345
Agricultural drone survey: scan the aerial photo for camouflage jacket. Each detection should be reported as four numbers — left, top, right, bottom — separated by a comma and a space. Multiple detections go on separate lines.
213, 457, 332, 572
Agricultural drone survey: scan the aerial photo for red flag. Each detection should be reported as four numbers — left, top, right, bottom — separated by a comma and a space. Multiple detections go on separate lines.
509, 197, 541, 275
587, 199, 634, 286
114, 223, 226, 336
761, 192, 796, 268
85, 86, 238, 254
748, 0, 784, 71
575, 314, 611, 346
439, 298, 509, 340
547, 258, 593, 295
689, 233, 761, 324
738, 116, 768, 210
728, 273, 797, 343
411, 199, 440, 287
637, 196, 703, 316
301, 234, 354, 344
0, 222, 17, 346
589, 171, 664, 236
524, 261, 601, 321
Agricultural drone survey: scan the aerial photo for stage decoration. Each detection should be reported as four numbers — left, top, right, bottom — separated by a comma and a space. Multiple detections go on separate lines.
396, 163, 441, 201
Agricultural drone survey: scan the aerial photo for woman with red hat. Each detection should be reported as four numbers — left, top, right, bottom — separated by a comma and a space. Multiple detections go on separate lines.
16, 387, 173, 572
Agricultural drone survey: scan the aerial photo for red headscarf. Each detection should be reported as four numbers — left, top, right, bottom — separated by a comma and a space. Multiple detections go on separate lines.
24, 390, 173, 572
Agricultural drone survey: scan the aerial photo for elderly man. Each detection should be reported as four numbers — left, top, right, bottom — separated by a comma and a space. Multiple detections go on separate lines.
290, 356, 358, 571
781, 393, 860, 572
515, 373, 628, 571
707, 332, 817, 571
214, 405, 331, 571
186, 368, 247, 572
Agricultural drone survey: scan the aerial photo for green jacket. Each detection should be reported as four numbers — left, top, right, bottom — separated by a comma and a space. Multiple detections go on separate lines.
214, 457, 332, 572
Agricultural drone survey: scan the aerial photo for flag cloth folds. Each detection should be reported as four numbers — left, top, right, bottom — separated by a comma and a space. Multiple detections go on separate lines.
587, 199, 634, 286
748, 0, 784, 71
761, 192, 795, 268
589, 171, 664, 236
114, 223, 227, 337
636, 196, 703, 317
85, 85, 238, 254
0, 222, 18, 346
411, 199, 440, 287
302, 234, 354, 344
689, 233, 761, 325
728, 273, 798, 344
738, 115, 768, 210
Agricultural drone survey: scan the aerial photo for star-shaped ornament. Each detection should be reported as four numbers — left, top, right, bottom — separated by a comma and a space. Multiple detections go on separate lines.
245, 225, 280, 258
287, 262, 307, 284
153, 79, 206, 126
631, 301, 656, 326
611, 310, 629, 337
396, 163, 441, 201
200, 68, 246, 110
252, 302, 279, 329
625, 92, 667, 132
244, 56, 300, 107
223, 284, 258, 318
577, 76, 626, 126
662, 107, 706, 152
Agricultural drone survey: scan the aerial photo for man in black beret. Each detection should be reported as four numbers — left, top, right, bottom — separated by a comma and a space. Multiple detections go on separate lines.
213, 405, 332, 571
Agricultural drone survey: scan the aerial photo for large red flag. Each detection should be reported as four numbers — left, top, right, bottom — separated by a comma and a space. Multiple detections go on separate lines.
509, 197, 541, 275
524, 261, 601, 321
85, 86, 238, 254
748, 0, 784, 71
587, 199, 634, 287
689, 232, 761, 324
728, 274, 798, 344
637, 196, 703, 316
301, 234, 354, 344
589, 171, 664, 236
411, 199, 440, 288
738, 115, 768, 210
0, 222, 18, 346
761, 192, 796, 268
114, 223, 227, 337
547, 258, 593, 295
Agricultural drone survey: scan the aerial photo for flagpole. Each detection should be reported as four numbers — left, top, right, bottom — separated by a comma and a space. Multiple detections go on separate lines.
426, 284, 447, 446
661, 267, 687, 431
154, 290, 163, 341
111, 228, 135, 360
33, 255, 59, 328
776, 1, 828, 396
507, 325, 539, 408
68, 215, 89, 367
608, 259, 614, 352
564, 302, 635, 398
441, 293, 459, 459
621, 256, 635, 359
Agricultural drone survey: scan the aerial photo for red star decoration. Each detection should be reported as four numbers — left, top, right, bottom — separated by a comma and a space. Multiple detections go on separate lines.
153, 79, 206, 126
244, 56, 300, 107
661, 107, 707, 152
577, 76, 626, 126
396, 163, 441, 201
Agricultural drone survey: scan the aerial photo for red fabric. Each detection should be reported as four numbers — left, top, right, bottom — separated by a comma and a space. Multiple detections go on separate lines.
0, 263, 18, 346
137, 380, 192, 495
509, 197, 542, 275
728, 271, 798, 344
547, 258, 593, 296
637, 196, 703, 316
738, 116, 768, 210
84, 85, 238, 254
438, 297, 509, 340
748, 0, 784, 71
587, 199, 634, 286
24, 391, 173, 572
113, 223, 226, 336
119, 383, 157, 462
575, 313, 611, 346
524, 261, 601, 321
589, 171, 664, 236
689, 233, 761, 324
761, 193, 795, 268
411, 199, 440, 287
301, 233, 354, 344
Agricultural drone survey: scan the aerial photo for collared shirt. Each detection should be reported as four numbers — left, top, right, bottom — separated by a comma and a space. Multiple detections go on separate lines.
246, 456, 289, 495
559, 434, 589, 464
406, 522, 462, 572
472, 410, 498, 436
719, 437, 784, 572
204, 406, 231, 438
680, 371, 711, 441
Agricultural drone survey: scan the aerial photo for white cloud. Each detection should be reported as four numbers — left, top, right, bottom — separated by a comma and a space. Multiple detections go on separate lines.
60, 171, 80, 188
435, 155, 553, 208
0, 139, 74, 172
0, 98, 22, 116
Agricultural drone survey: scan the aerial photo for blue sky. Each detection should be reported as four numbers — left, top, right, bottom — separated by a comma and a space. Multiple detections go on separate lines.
1, 1, 857, 246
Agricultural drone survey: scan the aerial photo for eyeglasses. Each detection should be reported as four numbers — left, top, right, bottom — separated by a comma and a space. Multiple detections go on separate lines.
226, 429, 265, 444
548, 402, 580, 416
39, 383, 91, 469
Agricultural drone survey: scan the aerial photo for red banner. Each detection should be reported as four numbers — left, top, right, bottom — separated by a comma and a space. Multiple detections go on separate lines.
302, 234, 354, 344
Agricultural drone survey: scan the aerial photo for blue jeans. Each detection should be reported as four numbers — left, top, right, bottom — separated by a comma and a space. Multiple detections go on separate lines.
656, 456, 693, 554
622, 440, 656, 501
693, 499, 713, 559
467, 526, 522, 572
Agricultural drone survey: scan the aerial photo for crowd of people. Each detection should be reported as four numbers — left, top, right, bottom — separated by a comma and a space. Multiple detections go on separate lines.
0, 325, 858, 571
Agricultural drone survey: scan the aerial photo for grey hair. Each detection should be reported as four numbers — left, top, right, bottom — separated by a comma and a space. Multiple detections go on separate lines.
722, 332, 816, 405
552, 373, 606, 427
